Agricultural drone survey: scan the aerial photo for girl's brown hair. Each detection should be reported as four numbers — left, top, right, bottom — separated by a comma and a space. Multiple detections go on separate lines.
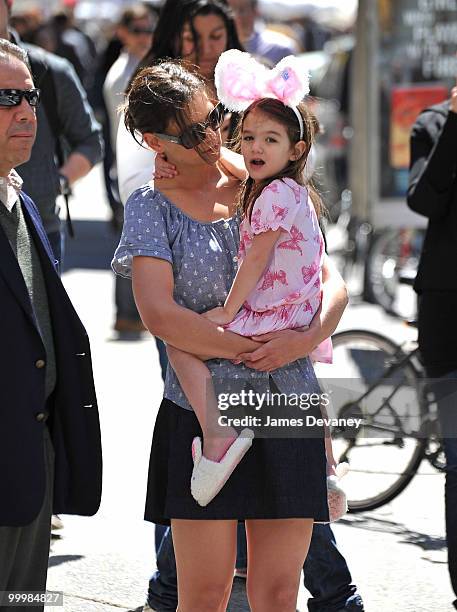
235, 98, 323, 220
124, 60, 207, 147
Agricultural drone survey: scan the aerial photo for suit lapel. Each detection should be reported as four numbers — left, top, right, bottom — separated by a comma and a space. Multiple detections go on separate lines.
20, 193, 57, 267
0, 213, 36, 325
0, 194, 57, 330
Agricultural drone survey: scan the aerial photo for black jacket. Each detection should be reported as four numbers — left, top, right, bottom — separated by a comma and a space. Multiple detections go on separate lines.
407, 101, 457, 293
0, 192, 102, 527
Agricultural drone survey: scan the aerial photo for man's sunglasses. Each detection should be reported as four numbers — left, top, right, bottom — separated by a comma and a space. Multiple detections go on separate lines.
0, 88, 41, 108
128, 26, 154, 35
156, 103, 225, 149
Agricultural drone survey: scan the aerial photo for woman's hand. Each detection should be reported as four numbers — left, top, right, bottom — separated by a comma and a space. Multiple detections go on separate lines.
236, 327, 320, 372
202, 306, 234, 326
154, 153, 177, 179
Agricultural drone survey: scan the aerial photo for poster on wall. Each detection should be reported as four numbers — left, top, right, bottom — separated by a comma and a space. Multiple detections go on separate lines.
390, 84, 448, 169
379, 0, 457, 196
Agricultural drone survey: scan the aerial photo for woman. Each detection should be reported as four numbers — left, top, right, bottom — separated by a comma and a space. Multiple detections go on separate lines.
136, 0, 242, 91
113, 61, 348, 612
116, 0, 243, 204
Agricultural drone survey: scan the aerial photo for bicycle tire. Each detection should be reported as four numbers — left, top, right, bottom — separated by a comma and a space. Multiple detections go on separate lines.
316, 329, 427, 513
364, 229, 421, 319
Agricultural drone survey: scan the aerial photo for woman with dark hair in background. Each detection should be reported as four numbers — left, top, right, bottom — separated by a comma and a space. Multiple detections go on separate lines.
136, 0, 243, 90
116, 0, 244, 205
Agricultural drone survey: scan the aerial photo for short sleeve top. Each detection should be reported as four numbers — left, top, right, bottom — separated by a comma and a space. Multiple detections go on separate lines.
112, 184, 322, 410
238, 177, 324, 312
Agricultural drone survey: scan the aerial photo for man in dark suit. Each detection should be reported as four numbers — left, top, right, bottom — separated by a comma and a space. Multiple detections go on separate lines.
408, 89, 457, 610
0, 38, 102, 609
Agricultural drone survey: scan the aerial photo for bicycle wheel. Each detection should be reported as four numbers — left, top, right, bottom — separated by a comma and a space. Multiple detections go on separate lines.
314, 329, 427, 512
364, 229, 423, 319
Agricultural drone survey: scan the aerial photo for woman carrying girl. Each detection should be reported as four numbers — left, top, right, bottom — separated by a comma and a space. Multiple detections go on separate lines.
166, 50, 338, 510
113, 59, 346, 612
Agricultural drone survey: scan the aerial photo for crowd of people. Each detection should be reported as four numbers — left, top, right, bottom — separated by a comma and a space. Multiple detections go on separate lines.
0, 0, 456, 611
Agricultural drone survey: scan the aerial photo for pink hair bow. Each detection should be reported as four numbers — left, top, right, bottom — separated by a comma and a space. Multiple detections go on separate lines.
214, 50, 310, 113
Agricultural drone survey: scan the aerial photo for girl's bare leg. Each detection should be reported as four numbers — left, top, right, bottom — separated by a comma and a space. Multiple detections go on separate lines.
172, 519, 237, 612
167, 346, 238, 461
245, 518, 314, 612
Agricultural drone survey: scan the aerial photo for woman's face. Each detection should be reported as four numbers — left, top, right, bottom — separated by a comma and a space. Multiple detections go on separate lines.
157, 92, 222, 166
180, 13, 228, 79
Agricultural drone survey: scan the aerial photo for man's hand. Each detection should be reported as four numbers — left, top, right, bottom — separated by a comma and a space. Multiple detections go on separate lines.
236, 328, 318, 372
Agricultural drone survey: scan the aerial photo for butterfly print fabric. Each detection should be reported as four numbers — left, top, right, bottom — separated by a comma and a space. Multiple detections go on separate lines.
225, 178, 332, 363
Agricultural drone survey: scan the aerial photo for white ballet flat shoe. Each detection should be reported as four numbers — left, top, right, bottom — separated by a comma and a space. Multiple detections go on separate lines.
191, 429, 254, 507
327, 462, 349, 522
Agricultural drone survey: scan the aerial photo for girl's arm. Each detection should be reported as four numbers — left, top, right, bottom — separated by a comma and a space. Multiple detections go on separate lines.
132, 256, 261, 358
204, 229, 281, 325
217, 147, 248, 181
236, 255, 348, 371
153, 147, 248, 181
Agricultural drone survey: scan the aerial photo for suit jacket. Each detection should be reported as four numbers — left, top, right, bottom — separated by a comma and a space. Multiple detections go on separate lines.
407, 101, 457, 293
0, 191, 102, 526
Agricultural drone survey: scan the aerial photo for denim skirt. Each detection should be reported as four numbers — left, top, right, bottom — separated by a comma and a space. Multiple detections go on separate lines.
144, 397, 329, 525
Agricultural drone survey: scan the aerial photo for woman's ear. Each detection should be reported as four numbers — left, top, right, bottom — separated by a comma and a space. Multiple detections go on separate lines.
143, 132, 163, 154
290, 141, 307, 161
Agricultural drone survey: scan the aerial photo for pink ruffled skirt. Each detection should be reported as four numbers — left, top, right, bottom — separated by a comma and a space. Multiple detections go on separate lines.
225, 303, 332, 364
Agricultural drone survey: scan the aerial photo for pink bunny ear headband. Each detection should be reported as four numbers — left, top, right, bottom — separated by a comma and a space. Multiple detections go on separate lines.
214, 49, 310, 140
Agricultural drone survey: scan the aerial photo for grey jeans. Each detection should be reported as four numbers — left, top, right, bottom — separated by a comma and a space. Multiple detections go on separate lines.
0, 427, 54, 612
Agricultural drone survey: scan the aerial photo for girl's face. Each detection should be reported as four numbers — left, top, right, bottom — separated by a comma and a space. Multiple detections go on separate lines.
180, 13, 228, 79
241, 107, 302, 182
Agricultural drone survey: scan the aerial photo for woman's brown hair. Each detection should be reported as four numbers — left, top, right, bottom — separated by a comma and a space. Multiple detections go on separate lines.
123, 60, 207, 147
235, 98, 324, 220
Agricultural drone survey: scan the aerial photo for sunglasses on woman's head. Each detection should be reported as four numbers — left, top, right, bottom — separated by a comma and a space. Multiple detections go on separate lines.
128, 25, 154, 35
0, 88, 41, 108
156, 102, 225, 149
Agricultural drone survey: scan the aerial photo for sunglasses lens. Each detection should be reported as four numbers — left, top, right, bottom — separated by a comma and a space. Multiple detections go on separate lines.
178, 105, 224, 149
0, 92, 19, 107
208, 104, 224, 130
0, 90, 40, 107
130, 27, 154, 34
181, 127, 206, 149
27, 90, 40, 107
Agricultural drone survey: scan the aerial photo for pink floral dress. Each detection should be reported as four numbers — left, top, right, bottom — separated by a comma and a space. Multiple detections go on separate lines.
225, 177, 332, 363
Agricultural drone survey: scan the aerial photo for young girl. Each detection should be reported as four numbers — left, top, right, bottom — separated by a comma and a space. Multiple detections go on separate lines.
167, 50, 344, 517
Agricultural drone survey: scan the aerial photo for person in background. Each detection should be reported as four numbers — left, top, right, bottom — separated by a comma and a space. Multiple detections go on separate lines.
104, 4, 156, 336
0, 38, 102, 610
1, 0, 103, 268
407, 88, 457, 611
49, 8, 97, 92
103, 4, 155, 150
9, 7, 42, 43
89, 29, 123, 230
228, 0, 299, 64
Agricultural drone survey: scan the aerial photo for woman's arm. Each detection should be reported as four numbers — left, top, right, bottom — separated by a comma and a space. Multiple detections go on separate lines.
132, 256, 261, 358
236, 255, 348, 371
204, 229, 281, 324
